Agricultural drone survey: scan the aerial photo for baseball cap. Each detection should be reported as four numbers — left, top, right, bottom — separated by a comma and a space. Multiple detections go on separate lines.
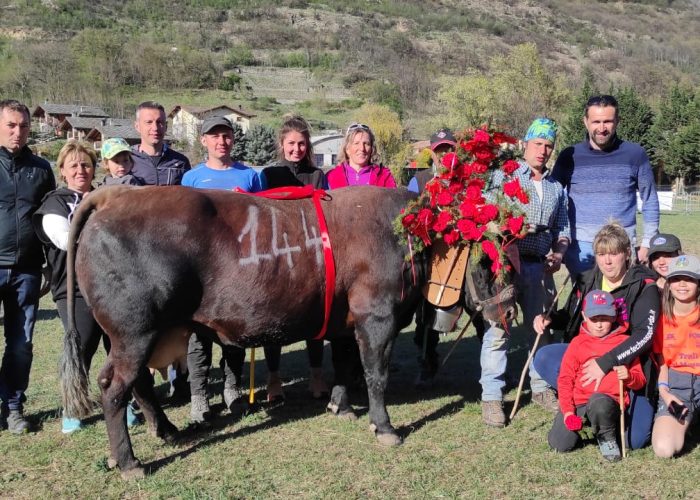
582, 290, 617, 318
666, 254, 700, 281
648, 233, 682, 260
430, 128, 456, 151
101, 138, 132, 160
201, 116, 234, 135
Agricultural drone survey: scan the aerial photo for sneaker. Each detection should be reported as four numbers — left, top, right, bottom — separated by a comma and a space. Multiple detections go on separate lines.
6, 409, 29, 434
482, 400, 506, 428
223, 384, 243, 410
126, 402, 143, 428
531, 388, 559, 412
62, 416, 82, 434
597, 436, 622, 462
190, 395, 210, 423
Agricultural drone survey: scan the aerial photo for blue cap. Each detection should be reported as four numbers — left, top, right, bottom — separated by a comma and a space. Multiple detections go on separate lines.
583, 290, 617, 318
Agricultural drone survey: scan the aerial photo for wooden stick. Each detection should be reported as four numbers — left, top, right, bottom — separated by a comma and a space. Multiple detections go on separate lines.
509, 273, 571, 420
440, 314, 475, 368
619, 378, 627, 459
434, 246, 461, 305
248, 348, 256, 405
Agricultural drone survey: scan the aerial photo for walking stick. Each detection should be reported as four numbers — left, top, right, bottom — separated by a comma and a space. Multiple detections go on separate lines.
509, 273, 571, 420
619, 379, 627, 459
440, 314, 475, 368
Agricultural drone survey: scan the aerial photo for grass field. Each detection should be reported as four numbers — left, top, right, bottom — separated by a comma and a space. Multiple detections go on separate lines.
0, 212, 699, 498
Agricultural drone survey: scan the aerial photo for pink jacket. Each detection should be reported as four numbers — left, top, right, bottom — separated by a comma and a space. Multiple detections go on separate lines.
326, 163, 396, 189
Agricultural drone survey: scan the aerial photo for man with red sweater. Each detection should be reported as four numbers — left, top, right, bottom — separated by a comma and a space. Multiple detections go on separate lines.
548, 290, 645, 461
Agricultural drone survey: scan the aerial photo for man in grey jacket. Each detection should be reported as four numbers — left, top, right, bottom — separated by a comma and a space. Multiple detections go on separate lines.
0, 100, 55, 433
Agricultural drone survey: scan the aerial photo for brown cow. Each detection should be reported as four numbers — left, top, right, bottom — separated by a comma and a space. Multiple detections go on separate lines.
61, 186, 516, 477
61, 185, 513, 479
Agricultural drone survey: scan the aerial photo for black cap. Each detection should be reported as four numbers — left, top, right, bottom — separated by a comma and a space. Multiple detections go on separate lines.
648, 233, 682, 259
201, 116, 234, 135
430, 128, 456, 151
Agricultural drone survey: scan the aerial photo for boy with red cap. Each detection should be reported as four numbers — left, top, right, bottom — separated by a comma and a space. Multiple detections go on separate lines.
548, 289, 646, 461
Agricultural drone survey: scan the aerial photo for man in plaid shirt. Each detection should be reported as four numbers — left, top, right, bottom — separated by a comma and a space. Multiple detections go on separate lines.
479, 118, 570, 427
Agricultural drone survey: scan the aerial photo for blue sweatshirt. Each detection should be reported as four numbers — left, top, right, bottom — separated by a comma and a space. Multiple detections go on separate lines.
552, 137, 659, 247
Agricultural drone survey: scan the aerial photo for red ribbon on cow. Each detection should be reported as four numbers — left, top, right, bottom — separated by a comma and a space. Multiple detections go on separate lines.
235, 186, 335, 340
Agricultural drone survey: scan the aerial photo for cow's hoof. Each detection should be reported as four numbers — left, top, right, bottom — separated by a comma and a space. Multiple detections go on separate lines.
120, 465, 146, 481
326, 402, 358, 421
107, 457, 118, 470
375, 432, 402, 447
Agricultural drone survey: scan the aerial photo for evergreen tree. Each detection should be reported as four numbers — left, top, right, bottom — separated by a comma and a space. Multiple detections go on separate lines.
615, 87, 654, 149
647, 85, 696, 168
558, 69, 597, 150
244, 124, 276, 166
230, 122, 247, 162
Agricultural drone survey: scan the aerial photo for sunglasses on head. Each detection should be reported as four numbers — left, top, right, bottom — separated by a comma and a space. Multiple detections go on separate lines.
586, 95, 618, 107
347, 123, 370, 134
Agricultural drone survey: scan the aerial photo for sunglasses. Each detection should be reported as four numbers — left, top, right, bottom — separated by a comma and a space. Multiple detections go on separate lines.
586, 94, 618, 107
347, 123, 371, 134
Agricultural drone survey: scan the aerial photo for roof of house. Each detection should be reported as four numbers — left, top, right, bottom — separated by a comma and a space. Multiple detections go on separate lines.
32, 104, 109, 118
169, 104, 256, 119
86, 123, 173, 142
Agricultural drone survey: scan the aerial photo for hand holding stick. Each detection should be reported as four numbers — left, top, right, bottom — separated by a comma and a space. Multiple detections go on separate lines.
509, 273, 571, 420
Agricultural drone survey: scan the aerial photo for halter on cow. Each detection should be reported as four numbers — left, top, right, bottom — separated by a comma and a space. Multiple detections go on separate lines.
60, 185, 514, 479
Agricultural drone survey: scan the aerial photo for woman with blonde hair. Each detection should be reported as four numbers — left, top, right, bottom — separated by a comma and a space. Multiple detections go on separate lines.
326, 123, 396, 189
32, 141, 140, 433
532, 221, 660, 449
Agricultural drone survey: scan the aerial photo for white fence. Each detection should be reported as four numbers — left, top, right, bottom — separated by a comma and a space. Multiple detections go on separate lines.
637, 187, 700, 213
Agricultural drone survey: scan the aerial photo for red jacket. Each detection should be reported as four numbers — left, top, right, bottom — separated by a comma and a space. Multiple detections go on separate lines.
557, 322, 646, 415
326, 163, 396, 189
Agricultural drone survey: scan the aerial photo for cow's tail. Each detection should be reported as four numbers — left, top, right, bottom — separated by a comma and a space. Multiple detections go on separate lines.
60, 187, 122, 419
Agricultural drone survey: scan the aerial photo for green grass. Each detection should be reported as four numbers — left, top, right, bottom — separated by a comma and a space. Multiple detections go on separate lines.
0, 211, 698, 497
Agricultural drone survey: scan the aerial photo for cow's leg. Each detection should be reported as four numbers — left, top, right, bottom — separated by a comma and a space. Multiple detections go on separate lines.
98, 355, 147, 480
131, 366, 178, 443
356, 314, 401, 447
327, 337, 358, 420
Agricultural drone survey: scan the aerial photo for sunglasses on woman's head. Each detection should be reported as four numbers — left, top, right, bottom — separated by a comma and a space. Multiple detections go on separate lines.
347, 123, 370, 134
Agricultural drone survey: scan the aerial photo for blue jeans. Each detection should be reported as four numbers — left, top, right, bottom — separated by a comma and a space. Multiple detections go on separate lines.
564, 240, 595, 278
533, 343, 653, 449
0, 268, 41, 411
479, 260, 555, 401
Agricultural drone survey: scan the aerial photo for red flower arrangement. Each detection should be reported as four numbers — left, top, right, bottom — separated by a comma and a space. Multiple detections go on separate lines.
394, 126, 529, 281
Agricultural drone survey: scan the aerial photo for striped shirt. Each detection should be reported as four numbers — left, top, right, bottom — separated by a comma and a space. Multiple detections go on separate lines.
551, 138, 659, 247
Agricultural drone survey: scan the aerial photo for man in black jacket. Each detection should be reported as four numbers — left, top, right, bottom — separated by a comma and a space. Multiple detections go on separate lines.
0, 100, 55, 433
131, 101, 192, 400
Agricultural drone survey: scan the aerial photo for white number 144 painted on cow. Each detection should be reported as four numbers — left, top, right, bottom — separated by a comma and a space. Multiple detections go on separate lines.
237, 206, 323, 268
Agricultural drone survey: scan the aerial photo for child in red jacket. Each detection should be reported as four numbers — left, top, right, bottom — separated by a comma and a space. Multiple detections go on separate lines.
548, 290, 646, 461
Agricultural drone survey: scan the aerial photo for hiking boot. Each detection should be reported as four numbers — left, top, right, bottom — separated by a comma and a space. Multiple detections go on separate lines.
597, 436, 622, 462
531, 388, 559, 412
223, 384, 243, 410
6, 409, 29, 434
62, 416, 82, 434
190, 395, 211, 423
482, 400, 506, 428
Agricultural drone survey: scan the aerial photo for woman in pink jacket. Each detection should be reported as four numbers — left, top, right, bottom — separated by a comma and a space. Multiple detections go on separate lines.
326, 123, 396, 189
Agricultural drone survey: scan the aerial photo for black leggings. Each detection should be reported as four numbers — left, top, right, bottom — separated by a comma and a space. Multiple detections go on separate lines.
263, 340, 324, 373
56, 297, 110, 374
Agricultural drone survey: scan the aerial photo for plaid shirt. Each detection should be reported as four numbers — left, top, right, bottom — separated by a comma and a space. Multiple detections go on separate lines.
489, 161, 570, 257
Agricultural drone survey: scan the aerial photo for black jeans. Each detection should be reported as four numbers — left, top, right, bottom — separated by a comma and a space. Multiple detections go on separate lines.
548, 392, 620, 452
187, 333, 245, 397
